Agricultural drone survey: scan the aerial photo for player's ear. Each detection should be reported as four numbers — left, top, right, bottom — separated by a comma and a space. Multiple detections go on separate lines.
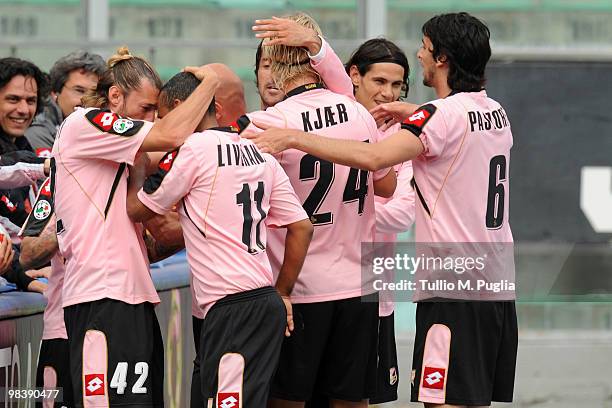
349, 65, 361, 88
108, 85, 123, 109
172, 98, 182, 109
435, 53, 448, 66
214, 101, 223, 123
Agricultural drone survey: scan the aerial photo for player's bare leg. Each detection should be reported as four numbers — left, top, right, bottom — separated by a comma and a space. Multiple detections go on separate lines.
269, 399, 305, 408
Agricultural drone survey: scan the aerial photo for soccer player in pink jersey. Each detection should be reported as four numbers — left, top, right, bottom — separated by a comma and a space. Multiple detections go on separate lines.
254, 20, 416, 406
52, 46, 219, 407
154, 70, 250, 408
246, 12, 397, 408
126, 71, 313, 407
247, 12, 517, 408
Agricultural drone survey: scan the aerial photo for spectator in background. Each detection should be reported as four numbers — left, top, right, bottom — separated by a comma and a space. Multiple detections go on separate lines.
0, 57, 48, 293
25, 50, 105, 157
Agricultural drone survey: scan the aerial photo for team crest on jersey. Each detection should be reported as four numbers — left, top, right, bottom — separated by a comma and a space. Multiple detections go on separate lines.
217, 392, 240, 408
112, 118, 134, 134
422, 366, 445, 390
1, 196, 16, 212
84, 374, 105, 396
401, 104, 437, 137
35, 148, 52, 158
33, 199, 52, 220
85, 109, 143, 136
389, 366, 398, 385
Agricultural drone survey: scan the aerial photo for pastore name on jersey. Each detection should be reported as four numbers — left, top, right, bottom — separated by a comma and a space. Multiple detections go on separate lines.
468, 107, 510, 132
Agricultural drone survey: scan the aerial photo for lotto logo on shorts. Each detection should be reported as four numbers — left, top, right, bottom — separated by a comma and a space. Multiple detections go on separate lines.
217, 392, 239, 408
84, 374, 105, 396
422, 366, 445, 390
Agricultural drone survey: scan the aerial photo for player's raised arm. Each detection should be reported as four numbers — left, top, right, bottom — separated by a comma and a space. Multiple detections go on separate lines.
244, 124, 424, 172
140, 66, 219, 152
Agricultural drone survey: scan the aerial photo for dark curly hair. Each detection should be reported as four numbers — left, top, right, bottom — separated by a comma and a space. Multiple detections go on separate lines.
422, 12, 491, 92
345, 38, 410, 98
0, 57, 49, 115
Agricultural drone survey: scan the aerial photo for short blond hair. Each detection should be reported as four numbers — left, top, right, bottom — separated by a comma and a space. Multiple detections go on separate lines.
264, 12, 323, 90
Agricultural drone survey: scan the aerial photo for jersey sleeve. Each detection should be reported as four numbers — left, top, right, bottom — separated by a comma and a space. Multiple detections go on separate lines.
66, 109, 153, 165
137, 143, 199, 215
375, 161, 416, 235
19, 177, 54, 237
400, 103, 446, 159
310, 39, 355, 99
265, 156, 309, 228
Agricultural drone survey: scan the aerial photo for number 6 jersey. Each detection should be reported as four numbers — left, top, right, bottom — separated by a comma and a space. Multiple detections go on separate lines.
137, 126, 308, 318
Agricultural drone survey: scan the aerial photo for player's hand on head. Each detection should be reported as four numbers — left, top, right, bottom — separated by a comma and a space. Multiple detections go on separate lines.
183, 65, 219, 84
281, 296, 294, 337
0, 236, 14, 275
370, 101, 420, 128
253, 16, 321, 53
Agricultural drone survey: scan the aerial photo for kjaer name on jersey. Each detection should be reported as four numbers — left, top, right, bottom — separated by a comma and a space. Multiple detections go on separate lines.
301, 103, 349, 132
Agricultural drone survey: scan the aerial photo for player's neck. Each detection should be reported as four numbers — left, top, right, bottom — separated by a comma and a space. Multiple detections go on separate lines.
198, 115, 217, 132
433, 71, 452, 98
283, 75, 320, 95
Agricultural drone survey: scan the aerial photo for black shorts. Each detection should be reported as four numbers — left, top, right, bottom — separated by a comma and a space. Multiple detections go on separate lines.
64, 298, 164, 408
411, 300, 518, 406
36, 338, 74, 408
370, 313, 399, 404
199, 286, 285, 407
271, 294, 379, 402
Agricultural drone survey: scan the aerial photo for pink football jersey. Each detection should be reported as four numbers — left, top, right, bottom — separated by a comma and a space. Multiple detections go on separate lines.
52, 107, 159, 307
401, 91, 514, 301
137, 127, 307, 318
245, 84, 390, 303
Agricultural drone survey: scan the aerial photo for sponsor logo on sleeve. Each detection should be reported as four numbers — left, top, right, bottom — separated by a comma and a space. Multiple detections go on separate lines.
159, 150, 177, 172
84, 374, 105, 396
35, 148, 52, 158
422, 366, 445, 390
40, 178, 52, 197
217, 392, 239, 408
85, 109, 144, 136
401, 104, 437, 137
